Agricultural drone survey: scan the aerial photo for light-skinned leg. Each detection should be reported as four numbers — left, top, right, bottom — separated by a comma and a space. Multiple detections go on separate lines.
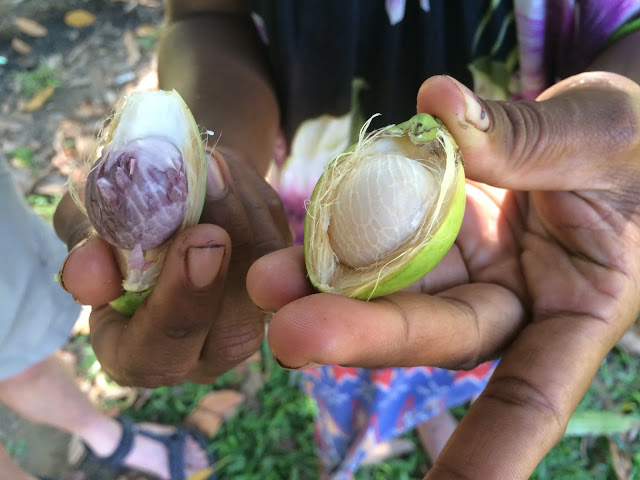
0, 444, 38, 480
416, 409, 459, 462
0, 352, 209, 480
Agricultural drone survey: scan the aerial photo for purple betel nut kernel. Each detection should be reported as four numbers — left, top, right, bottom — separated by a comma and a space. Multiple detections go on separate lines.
85, 136, 188, 252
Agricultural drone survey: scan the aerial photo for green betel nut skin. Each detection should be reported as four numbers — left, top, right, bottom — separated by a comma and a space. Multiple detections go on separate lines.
304, 113, 465, 300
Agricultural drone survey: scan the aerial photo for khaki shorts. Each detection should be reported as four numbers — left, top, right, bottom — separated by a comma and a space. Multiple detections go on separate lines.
0, 160, 80, 380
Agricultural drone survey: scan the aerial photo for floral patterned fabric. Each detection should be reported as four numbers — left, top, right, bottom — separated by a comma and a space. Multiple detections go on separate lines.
248, 1, 640, 478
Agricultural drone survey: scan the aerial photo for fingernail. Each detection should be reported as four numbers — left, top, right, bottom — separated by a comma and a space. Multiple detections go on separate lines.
275, 357, 321, 371
446, 76, 491, 131
58, 237, 89, 292
186, 244, 225, 289
206, 153, 227, 199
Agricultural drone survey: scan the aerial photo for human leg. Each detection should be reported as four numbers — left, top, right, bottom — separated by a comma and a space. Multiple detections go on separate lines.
0, 352, 210, 480
415, 409, 458, 462
1, 159, 213, 479
0, 442, 38, 480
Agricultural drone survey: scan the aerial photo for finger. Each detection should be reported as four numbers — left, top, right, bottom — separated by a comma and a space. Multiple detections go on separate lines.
59, 236, 123, 306
225, 157, 290, 256
201, 151, 252, 247
196, 151, 280, 377
401, 245, 468, 295
247, 245, 470, 308
246, 182, 525, 307
53, 189, 93, 249
205, 150, 289, 257
246, 246, 316, 312
90, 223, 231, 387
417, 73, 640, 191
267, 284, 524, 370
426, 312, 621, 480
454, 182, 528, 301
238, 151, 294, 247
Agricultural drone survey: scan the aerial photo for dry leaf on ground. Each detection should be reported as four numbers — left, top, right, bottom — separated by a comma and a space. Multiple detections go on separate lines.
609, 439, 632, 480
186, 410, 224, 438
23, 85, 55, 111
198, 390, 246, 415
64, 9, 96, 28
186, 466, 220, 480
135, 24, 157, 37
360, 438, 416, 466
186, 390, 246, 437
11, 37, 32, 55
124, 30, 141, 66
14, 17, 47, 37
34, 174, 69, 196
71, 306, 91, 336
137, 0, 162, 7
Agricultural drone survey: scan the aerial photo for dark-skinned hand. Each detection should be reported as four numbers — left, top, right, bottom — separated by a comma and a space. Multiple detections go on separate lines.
246, 72, 640, 480
54, 148, 292, 386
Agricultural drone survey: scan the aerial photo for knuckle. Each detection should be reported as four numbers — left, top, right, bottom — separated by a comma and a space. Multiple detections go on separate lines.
142, 305, 210, 339
425, 295, 484, 370
109, 362, 191, 388
498, 100, 546, 174
254, 237, 288, 257
161, 319, 206, 340
213, 317, 265, 365
223, 214, 253, 245
186, 370, 219, 385
483, 374, 567, 441
264, 189, 285, 211
494, 91, 640, 182
450, 300, 484, 368
592, 91, 639, 153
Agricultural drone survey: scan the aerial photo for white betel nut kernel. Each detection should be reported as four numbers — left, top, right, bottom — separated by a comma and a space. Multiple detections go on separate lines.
327, 153, 438, 268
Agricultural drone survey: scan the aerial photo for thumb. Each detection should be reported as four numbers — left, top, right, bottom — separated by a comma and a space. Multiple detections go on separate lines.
417, 73, 640, 191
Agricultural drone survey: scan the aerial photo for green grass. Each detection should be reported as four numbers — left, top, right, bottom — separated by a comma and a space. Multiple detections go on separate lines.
10, 147, 36, 171
13, 65, 59, 97
137, 28, 161, 52
66, 318, 639, 480
531, 347, 640, 480
26, 193, 62, 224
355, 435, 430, 480
210, 368, 318, 479
117, 342, 638, 480
124, 342, 319, 479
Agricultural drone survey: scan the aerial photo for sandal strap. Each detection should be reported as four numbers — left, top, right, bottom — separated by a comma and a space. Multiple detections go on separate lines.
138, 428, 187, 480
138, 427, 216, 480
85, 416, 138, 467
